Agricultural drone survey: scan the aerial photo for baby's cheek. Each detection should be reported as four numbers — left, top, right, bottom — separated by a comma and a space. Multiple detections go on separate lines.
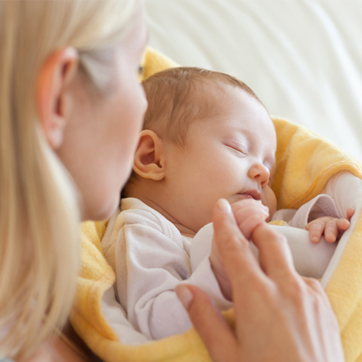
263, 187, 277, 218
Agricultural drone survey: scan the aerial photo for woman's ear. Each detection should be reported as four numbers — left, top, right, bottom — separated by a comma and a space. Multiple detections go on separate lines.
37, 47, 79, 150
133, 130, 166, 181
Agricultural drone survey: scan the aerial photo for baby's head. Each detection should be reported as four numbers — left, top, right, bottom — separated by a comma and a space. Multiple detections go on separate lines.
124, 67, 277, 235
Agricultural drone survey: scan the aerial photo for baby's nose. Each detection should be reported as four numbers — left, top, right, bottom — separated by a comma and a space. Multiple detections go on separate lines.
248, 163, 270, 187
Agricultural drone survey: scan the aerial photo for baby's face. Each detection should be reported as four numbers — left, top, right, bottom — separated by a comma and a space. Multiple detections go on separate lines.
162, 86, 277, 233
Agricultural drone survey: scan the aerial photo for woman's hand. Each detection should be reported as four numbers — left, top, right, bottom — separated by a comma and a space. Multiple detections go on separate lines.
176, 199, 344, 362
209, 199, 269, 300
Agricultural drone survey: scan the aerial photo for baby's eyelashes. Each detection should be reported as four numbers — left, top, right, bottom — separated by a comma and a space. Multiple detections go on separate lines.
227, 145, 248, 156
224, 140, 249, 156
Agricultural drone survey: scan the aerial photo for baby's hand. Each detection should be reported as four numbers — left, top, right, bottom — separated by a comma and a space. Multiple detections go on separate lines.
231, 199, 269, 240
305, 207, 355, 243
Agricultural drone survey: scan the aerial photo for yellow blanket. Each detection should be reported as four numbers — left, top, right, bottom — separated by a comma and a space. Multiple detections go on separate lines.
71, 47, 362, 362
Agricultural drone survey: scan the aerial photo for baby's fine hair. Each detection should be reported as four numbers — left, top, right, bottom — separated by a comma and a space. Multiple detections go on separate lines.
141, 67, 263, 146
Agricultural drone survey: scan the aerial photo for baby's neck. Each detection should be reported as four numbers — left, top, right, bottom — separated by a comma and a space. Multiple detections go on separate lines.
124, 186, 197, 237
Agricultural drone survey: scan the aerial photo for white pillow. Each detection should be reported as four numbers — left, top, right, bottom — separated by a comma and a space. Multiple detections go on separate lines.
146, 0, 362, 159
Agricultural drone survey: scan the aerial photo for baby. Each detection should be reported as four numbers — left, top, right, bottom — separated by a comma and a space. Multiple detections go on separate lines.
101, 67, 353, 341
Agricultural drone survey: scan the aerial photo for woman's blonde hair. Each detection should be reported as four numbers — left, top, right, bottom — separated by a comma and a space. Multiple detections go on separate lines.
0, 0, 140, 359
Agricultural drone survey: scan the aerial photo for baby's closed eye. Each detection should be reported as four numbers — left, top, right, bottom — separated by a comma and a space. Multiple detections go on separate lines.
226, 144, 248, 156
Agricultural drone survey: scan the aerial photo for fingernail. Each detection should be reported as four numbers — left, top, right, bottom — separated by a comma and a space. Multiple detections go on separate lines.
217, 198, 232, 214
312, 236, 318, 243
176, 285, 193, 309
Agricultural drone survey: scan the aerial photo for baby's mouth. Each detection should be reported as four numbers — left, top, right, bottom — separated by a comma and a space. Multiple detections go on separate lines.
237, 190, 261, 201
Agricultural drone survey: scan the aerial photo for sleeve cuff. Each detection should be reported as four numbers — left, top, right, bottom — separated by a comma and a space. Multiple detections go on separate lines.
288, 194, 340, 228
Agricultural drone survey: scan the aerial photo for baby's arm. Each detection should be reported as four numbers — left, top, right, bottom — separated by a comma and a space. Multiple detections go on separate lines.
305, 207, 355, 243
114, 216, 231, 340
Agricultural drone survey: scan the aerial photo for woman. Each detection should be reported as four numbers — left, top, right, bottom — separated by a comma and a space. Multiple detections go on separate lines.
0, 0, 344, 361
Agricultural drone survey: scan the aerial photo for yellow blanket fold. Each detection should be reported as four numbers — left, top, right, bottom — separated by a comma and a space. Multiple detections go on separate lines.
273, 118, 362, 209
71, 47, 362, 362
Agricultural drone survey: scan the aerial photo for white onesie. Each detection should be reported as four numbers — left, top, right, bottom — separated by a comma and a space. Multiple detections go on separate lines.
101, 195, 339, 340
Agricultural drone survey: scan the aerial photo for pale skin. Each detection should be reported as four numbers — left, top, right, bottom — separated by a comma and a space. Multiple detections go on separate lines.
210, 199, 354, 300
128, 80, 345, 360
23, 3, 344, 362
231, 199, 354, 244
126, 85, 278, 236
24, 7, 148, 362
306, 208, 355, 243
128, 82, 353, 300
176, 199, 345, 362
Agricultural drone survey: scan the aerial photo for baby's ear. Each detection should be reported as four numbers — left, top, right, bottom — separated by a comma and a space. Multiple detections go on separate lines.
133, 130, 165, 181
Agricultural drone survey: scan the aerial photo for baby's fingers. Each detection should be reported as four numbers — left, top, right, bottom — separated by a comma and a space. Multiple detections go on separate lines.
305, 219, 326, 243
324, 219, 339, 243
346, 207, 355, 220
238, 214, 268, 240
336, 218, 350, 232
232, 200, 269, 231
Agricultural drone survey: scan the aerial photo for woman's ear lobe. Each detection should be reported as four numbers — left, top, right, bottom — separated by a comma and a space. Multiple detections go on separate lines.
133, 130, 166, 181
37, 47, 79, 149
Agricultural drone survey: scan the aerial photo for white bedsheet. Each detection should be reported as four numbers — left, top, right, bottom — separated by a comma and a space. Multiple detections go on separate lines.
146, 0, 362, 159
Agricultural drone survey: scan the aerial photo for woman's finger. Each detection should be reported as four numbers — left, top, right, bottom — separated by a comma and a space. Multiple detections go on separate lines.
199, 199, 344, 362
302, 277, 330, 305
175, 284, 237, 362
212, 199, 266, 289
251, 223, 296, 280
238, 213, 267, 240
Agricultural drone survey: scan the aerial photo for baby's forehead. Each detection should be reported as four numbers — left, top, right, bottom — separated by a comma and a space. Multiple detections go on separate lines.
142, 67, 273, 148
198, 82, 272, 125
195, 80, 265, 113
199, 85, 277, 152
